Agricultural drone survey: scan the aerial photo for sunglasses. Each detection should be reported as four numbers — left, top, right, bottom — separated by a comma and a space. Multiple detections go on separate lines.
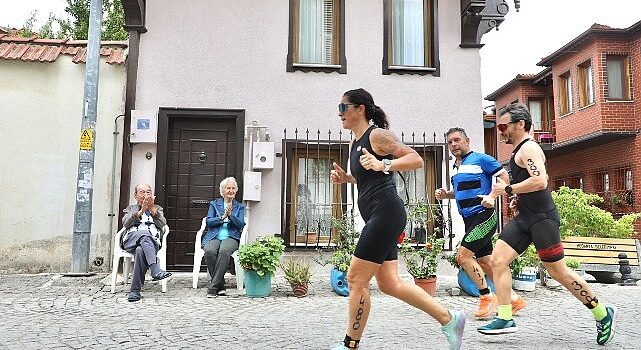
497, 121, 518, 132
338, 103, 357, 113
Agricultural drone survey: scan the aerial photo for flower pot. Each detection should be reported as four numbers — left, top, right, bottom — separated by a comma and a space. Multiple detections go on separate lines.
457, 269, 496, 297
291, 283, 309, 297
244, 269, 272, 297
512, 266, 537, 292
414, 276, 437, 296
330, 267, 349, 296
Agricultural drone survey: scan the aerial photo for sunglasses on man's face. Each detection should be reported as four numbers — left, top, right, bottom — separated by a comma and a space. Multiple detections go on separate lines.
338, 103, 357, 113
497, 121, 518, 132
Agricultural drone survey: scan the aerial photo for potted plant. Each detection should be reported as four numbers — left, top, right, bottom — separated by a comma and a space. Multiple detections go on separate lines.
510, 244, 540, 291
281, 258, 313, 297
400, 234, 444, 296
315, 213, 360, 296
237, 235, 285, 297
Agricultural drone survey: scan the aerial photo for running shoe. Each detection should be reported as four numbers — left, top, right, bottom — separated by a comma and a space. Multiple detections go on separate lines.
475, 294, 498, 319
442, 309, 466, 350
477, 317, 518, 335
330, 344, 350, 350
596, 306, 617, 345
511, 295, 527, 315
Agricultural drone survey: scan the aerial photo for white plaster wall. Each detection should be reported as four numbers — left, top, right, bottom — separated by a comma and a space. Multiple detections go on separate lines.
0, 56, 126, 271
135, 0, 483, 246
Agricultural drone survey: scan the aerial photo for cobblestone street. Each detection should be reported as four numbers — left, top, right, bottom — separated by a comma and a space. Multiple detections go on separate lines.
0, 270, 639, 350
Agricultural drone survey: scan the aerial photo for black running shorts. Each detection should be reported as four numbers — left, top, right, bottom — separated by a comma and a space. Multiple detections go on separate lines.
461, 209, 497, 259
353, 188, 407, 264
499, 206, 564, 262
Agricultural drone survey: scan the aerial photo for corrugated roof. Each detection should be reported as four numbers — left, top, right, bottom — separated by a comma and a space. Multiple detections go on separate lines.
0, 35, 127, 64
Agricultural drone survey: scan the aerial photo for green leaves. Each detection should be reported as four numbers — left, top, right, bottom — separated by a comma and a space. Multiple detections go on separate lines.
281, 258, 313, 286
552, 187, 640, 239
18, 0, 128, 40
237, 236, 285, 277
400, 235, 444, 279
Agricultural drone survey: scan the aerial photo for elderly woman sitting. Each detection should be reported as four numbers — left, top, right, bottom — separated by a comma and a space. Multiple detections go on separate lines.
203, 176, 246, 297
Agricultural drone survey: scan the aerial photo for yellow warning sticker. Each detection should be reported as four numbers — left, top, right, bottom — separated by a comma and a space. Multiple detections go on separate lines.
80, 129, 94, 150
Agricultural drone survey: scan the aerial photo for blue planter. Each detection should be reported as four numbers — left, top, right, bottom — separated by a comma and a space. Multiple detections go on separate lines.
457, 269, 495, 297
330, 267, 349, 296
244, 269, 272, 297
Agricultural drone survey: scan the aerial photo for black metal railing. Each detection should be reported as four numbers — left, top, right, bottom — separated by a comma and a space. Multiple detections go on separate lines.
281, 128, 454, 250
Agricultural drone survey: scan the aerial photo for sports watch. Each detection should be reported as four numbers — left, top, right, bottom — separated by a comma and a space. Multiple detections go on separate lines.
504, 185, 513, 195
382, 158, 392, 174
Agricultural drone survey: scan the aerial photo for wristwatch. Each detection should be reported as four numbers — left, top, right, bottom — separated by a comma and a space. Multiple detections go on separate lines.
504, 185, 513, 195
382, 159, 392, 174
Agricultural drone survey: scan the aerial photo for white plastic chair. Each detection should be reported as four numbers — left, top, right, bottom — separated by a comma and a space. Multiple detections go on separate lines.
110, 225, 170, 293
192, 216, 248, 290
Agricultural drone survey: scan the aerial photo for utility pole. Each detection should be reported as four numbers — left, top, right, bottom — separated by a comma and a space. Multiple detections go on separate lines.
70, 0, 103, 274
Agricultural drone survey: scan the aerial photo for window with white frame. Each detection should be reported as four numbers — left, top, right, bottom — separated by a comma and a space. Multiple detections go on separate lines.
606, 55, 630, 100
528, 100, 543, 131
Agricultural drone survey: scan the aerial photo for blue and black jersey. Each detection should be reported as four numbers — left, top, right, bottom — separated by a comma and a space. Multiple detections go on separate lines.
451, 151, 503, 218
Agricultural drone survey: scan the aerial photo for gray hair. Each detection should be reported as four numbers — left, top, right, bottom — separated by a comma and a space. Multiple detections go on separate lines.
446, 127, 468, 139
219, 177, 238, 196
499, 103, 533, 132
134, 183, 151, 193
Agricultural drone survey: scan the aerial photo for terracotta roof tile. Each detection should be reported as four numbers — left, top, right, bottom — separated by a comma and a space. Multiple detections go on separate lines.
0, 36, 126, 65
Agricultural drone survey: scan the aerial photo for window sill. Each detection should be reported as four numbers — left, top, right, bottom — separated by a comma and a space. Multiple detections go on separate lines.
383, 65, 439, 76
559, 111, 574, 118
605, 99, 634, 103
578, 103, 596, 111
288, 63, 346, 74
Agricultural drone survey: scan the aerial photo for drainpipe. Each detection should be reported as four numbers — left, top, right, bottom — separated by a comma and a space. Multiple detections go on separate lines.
108, 114, 125, 265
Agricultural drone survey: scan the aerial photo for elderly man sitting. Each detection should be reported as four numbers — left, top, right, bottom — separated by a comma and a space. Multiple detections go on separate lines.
121, 183, 172, 302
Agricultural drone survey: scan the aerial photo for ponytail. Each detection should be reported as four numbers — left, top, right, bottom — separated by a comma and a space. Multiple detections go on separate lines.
368, 105, 389, 129
343, 88, 390, 129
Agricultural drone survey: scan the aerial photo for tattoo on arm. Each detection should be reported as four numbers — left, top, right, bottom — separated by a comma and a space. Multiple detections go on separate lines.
378, 131, 400, 156
526, 159, 541, 176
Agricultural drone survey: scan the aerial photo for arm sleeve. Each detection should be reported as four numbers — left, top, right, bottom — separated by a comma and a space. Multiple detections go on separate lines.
206, 201, 223, 229
121, 205, 138, 229
228, 203, 246, 230
153, 205, 167, 228
480, 154, 503, 176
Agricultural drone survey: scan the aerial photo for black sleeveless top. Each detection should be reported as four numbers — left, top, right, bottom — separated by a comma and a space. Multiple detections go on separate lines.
349, 126, 395, 199
510, 139, 556, 213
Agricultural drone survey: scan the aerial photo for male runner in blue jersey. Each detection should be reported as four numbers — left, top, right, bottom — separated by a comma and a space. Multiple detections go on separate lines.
436, 127, 526, 319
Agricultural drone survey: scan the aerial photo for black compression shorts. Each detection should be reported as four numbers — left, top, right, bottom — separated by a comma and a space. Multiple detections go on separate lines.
461, 209, 497, 259
499, 206, 564, 262
353, 188, 407, 264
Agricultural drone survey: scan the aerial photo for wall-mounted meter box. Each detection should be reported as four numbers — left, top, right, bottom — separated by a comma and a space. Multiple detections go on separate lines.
243, 171, 262, 201
130, 110, 158, 143
252, 142, 275, 170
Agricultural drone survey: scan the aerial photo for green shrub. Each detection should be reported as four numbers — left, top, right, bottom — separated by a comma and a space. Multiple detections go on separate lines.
552, 187, 640, 239
238, 236, 285, 277
565, 257, 581, 270
400, 235, 444, 279
315, 213, 360, 272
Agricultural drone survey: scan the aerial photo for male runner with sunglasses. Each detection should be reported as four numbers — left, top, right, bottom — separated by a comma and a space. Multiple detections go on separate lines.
478, 103, 617, 346
436, 127, 526, 320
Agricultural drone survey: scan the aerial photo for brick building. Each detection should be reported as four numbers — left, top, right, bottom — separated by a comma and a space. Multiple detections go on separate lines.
485, 21, 641, 237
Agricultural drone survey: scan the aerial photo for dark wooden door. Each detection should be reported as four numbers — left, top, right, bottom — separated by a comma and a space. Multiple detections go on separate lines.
157, 109, 244, 271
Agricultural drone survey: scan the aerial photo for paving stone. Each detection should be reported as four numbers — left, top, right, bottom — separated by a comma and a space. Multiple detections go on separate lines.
0, 271, 639, 349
